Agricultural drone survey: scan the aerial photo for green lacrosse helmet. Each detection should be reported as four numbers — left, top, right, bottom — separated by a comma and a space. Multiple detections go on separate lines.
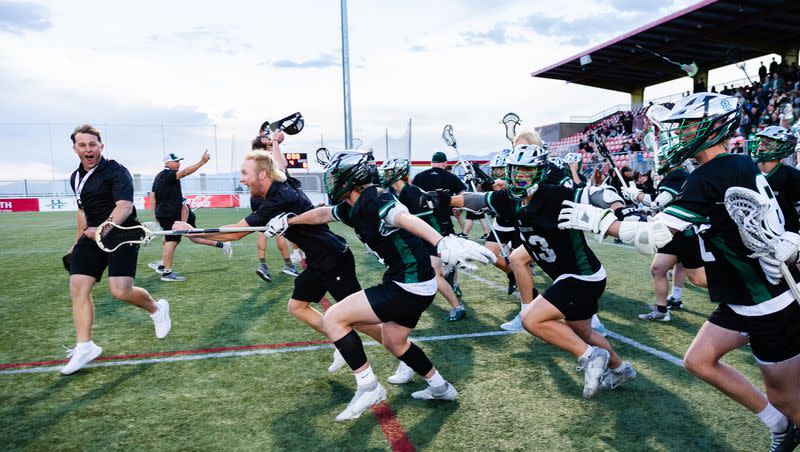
505, 144, 549, 199
751, 126, 798, 163
378, 157, 410, 187
658, 92, 741, 168
563, 152, 582, 172
323, 150, 376, 202
490, 149, 511, 179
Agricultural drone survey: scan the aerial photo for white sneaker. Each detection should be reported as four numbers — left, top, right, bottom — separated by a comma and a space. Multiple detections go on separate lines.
328, 349, 346, 373
221, 242, 233, 258
148, 260, 164, 275
335, 384, 387, 422
599, 362, 637, 390
60, 342, 103, 375
150, 299, 171, 339
387, 361, 415, 384
578, 347, 610, 399
411, 382, 458, 401
500, 312, 524, 332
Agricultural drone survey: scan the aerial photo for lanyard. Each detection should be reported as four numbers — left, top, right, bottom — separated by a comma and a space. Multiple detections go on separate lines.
73, 165, 98, 207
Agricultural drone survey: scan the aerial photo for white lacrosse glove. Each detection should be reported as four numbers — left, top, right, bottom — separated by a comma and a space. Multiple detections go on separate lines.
758, 254, 784, 285
437, 235, 497, 270
621, 181, 643, 202
265, 212, 295, 237
557, 201, 615, 237
772, 231, 800, 264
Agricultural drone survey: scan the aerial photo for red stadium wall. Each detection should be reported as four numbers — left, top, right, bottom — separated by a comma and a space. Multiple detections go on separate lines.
0, 198, 40, 212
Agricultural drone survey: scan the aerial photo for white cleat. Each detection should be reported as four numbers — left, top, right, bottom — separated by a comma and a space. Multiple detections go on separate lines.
335, 384, 387, 422
599, 362, 637, 390
151, 299, 172, 339
60, 342, 103, 375
500, 313, 524, 332
411, 382, 458, 401
578, 347, 610, 399
387, 361, 415, 384
221, 242, 233, 258
328, 349, 346, 373
148, 260, 165, 275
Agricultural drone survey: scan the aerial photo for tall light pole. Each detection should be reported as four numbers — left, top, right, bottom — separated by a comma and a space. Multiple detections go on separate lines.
340, 0, 353, 149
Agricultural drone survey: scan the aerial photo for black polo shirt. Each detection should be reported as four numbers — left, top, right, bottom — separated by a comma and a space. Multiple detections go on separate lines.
152, 168, 183, 219
245, 181, 349, 268
70, 157, 138, 227
411, 167, 467, 194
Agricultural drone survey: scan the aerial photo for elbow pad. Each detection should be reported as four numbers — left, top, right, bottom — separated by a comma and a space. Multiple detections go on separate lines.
617, 220, 673, 254
650, 192, 674, 211
462, 192, 488, 213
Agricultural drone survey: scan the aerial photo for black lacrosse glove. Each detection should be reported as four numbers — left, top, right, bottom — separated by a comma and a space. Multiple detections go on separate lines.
614, 206, 647, 222
420, 189, 452, 210
62, 252, 72, 272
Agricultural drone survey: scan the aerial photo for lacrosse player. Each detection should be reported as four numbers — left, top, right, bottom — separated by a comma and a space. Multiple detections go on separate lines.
559, 93, 800, 450
378, 158, 467, 323
427, 144, 637, 398
63, 124, 171, 375
268, 150, 495, 421
148, 150, 231, 282
752, 126, 800, 233
172, 150, 380, 374
485, 149, 525, 296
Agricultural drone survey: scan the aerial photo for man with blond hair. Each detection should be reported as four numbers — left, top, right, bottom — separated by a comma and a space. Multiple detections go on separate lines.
63, 124, 171, 375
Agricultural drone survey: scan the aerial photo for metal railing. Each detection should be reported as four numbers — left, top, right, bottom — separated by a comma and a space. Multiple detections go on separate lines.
570, 104, 630, 123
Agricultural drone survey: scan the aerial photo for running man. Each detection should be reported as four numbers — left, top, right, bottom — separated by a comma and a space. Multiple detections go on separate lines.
63, 124, 171, 375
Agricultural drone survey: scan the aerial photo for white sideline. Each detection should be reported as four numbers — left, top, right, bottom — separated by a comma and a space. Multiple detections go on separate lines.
459, 270, 685, 367
0, 331, 517, 376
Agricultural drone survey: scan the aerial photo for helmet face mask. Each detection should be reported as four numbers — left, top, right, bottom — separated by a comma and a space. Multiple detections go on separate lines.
751, 126, 798, 163
658, 93, 741, 168
323, 151, 376, 202
491, 166, 506, 179
378, 158, 410, 187
504, 144, 548, 198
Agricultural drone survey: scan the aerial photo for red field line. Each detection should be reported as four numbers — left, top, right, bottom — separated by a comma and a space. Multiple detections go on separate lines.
373, 401, 416, 452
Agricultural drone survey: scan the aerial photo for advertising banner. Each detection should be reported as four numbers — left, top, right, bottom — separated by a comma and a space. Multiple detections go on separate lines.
0, 198, 40, 212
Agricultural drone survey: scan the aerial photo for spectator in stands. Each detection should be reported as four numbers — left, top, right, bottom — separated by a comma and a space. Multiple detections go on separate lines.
622, 111, 633, 135
759, 61, 767, 83
769, 56, 778, 76
589, 165, 607, 187
605, 165, 634, 198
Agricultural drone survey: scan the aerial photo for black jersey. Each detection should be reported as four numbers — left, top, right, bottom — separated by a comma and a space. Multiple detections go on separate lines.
657, 167, 689, 197
69, 157, 138, 227
245, 181, 348, 268
544, 162, 572, 188
411, 168, 467, 194
391, 184, 442, 234
333, 185, 435, 284
151, 168, 183, 218
662, 153, 800, 306
486, 186, 602, 279
764, 163, 800, 234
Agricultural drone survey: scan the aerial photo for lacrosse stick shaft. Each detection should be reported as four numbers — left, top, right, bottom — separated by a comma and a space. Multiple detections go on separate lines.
448, 138, 509, 262
779, 263, 800, 305
154, 226, 268, 236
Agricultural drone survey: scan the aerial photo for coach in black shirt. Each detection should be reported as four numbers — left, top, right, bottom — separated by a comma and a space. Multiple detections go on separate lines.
411, 151, 467, 236
62, 124, 171, 376
151, 150, 210, 281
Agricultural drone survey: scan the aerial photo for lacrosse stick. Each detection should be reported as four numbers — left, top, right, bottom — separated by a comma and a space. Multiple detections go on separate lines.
315, 147, 331, 165
724, 187, 800, 303
442, 124, 509, 263
634, 44, 698, 78
259, 112, 305, 138
500, 112, 521, 146
589, 132, 627, 189
94, 221, 268, 253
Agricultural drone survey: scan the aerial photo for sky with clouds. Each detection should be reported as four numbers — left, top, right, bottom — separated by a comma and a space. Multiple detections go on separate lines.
0, 0, 769, 180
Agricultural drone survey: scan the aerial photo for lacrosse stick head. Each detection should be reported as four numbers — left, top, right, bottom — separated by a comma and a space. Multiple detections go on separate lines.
269, 112, 304, 135
441, 124, 457, 148
94, 221, 153, 253
501, 112, 521, 142
315, 147, 331, 165
724, 187, 785, 257
681, 62, 699, 78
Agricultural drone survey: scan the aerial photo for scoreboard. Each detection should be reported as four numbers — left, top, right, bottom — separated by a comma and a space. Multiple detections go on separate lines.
284, 152, 308, 169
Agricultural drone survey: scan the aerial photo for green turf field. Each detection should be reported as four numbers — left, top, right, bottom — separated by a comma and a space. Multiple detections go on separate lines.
0, 209, 771, 451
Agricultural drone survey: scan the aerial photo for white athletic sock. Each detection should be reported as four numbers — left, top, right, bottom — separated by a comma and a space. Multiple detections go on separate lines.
75, 340, 94, 351
756, 403, 789, 434
520, 302, 529, 313
578, 345, 593, 361
591, 314, 603, 329
671, 286, 683, 299
354, 366, 377, 389
425, 370, 446, 387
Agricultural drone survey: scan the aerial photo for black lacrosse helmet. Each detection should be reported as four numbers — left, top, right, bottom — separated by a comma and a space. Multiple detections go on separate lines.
323, 150, 376, 201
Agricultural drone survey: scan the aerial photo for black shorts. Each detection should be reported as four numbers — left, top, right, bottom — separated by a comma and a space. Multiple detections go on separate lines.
707, 302, 800, 364
543, 276, 606, 321
466, 210, 483, 220
186, 209, 197, 227
484, 229, 523, 248
426, 242, 438, 257
291, 249, 361, 303
365, 280, 434, 329
656, 232, 703, 269
156, 217, 182, 242
69, 235, 139, 281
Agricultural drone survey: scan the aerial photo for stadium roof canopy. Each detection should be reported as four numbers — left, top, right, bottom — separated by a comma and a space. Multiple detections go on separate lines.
531, 0, 800, 93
